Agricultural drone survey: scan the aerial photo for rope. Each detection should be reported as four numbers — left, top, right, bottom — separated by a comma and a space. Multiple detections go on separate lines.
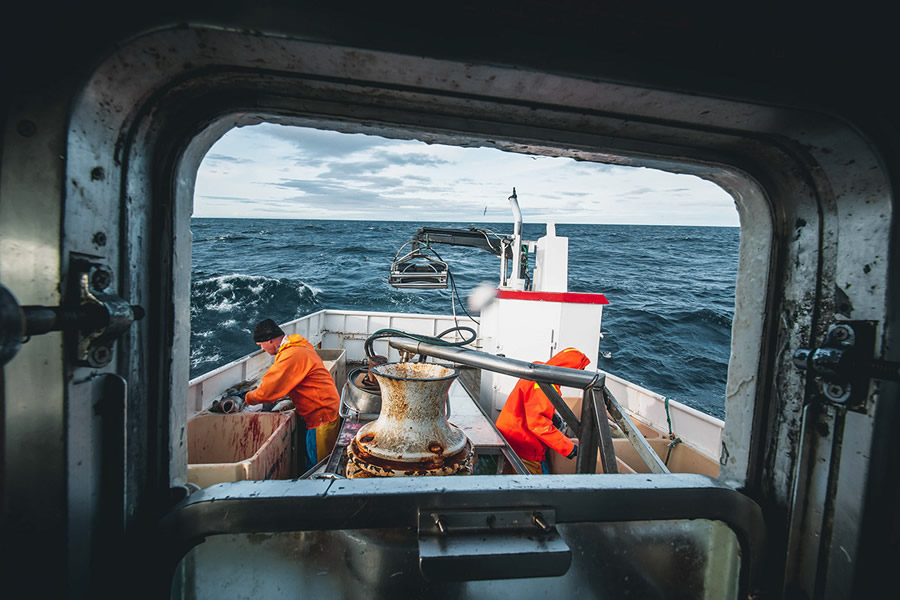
664, 395, 674, 436
665, 437, 682, 466
662, 395, 681, 466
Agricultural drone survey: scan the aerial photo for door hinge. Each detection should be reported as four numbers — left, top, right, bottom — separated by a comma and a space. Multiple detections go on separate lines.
793, 321, 899, 412
0, 257, 144, 368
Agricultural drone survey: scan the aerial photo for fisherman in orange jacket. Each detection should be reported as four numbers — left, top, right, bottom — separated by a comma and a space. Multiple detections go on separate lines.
495, 347, 591, 474
241, 318, 340, 468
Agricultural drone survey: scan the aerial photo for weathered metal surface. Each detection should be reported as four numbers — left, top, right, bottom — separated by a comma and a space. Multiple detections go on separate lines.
341, 366, 382, 416
346, 362, 473, 477
158, 475, 763, 598
390, 338, 606, 390
417, 508, 572, 581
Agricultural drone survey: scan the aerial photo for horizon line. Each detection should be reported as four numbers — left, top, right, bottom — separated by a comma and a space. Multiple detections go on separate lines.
190, 216, 740, 228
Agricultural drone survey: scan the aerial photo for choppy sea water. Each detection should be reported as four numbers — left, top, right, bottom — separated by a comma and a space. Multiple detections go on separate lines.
191, 218, 739, 419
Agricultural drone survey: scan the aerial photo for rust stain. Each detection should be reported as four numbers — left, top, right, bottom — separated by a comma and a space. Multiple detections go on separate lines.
347, 437, 473, 477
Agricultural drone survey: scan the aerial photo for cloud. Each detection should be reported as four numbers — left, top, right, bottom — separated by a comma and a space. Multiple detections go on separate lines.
275, 176, 406, 192
371, 151, 449, 167
193, 124, 739, 226
199, 195, 252, 201
204, 154, 253, 164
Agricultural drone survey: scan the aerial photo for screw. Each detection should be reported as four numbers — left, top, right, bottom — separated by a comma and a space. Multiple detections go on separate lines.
90, 345, 112, 366
91, 268, 112, 291
532, 512, 552, 533
92, 232, 107, 247
90, 166, 105, 181
432, 514, 447, 535
826, 383, 846, 400
831, 325, 850, 342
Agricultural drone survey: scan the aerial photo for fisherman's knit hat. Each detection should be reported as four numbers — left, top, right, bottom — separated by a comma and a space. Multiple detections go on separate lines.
253, 318, 285, 342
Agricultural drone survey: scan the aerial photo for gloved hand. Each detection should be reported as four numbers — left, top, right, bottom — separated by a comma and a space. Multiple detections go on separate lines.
552, 413, 564, 430
229, 389, 248, 401
567, 445, 578, 460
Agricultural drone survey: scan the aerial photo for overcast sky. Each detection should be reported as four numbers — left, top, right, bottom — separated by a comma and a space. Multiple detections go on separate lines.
193, 123, 739, 226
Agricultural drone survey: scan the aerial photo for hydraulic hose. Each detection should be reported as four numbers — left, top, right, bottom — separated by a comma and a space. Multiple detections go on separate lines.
364, 326, 477, 361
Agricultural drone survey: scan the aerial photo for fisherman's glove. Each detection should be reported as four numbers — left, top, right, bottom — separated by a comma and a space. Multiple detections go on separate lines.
552, 413, 564, 430
567, 445, 578, 460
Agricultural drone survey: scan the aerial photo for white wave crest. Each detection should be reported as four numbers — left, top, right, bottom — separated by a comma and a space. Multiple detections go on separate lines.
300, 282, 322, 297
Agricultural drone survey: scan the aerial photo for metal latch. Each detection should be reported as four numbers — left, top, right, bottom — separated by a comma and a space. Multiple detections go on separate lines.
793, 321, 899, 411
0, 257, 144, 368
417, 508, 571, 581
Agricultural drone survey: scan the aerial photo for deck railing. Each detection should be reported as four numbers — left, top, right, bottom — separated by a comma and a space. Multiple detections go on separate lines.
186, 309, 722, 461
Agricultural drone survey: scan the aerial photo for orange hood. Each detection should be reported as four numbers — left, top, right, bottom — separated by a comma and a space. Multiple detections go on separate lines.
542, 347, 591, 370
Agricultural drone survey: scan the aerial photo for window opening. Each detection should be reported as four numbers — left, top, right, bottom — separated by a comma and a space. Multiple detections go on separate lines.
187, 123, 738, 482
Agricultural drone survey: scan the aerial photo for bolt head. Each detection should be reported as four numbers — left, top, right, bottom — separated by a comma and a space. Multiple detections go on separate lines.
824, 383, 849, 402
89, 345, 112, 366
91, 268, 112, 291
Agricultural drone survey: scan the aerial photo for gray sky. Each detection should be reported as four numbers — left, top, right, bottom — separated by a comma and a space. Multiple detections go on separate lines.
194, 123, 739, 226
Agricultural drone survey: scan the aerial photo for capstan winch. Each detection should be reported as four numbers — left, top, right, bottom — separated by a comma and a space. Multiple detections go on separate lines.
345, 362, 474, 478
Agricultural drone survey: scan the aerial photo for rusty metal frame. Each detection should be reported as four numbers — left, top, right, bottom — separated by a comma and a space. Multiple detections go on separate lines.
153, 474, 764, 597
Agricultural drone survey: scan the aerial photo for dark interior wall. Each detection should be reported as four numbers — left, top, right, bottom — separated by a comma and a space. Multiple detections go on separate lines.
1, 3, 898, 599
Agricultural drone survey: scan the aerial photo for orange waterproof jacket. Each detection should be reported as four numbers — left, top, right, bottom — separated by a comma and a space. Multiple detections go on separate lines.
495, 348, 590, 462
245, 334, 339, 428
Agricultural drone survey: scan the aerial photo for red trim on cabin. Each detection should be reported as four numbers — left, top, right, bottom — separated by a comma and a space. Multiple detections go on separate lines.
495, 290, 609, 304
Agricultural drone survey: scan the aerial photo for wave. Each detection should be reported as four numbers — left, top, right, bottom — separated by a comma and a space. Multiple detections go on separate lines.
193, 232, 258, 243
189, 273, 322, 377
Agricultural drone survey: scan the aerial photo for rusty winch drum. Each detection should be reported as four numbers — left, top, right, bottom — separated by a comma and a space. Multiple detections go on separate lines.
345, 362, 473, 478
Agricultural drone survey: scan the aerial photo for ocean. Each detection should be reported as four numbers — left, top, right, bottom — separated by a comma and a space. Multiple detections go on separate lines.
191, 218, 739, 419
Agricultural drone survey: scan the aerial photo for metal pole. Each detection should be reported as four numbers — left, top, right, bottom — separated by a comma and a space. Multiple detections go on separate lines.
590, 388, 618, 473
508, 189, 523, 287
603, 386, 670, 474
387, 338, 604, 390
576, 387, 599, 474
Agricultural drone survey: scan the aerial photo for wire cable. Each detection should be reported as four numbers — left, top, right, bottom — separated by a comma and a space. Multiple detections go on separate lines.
429, 246, 480, 326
